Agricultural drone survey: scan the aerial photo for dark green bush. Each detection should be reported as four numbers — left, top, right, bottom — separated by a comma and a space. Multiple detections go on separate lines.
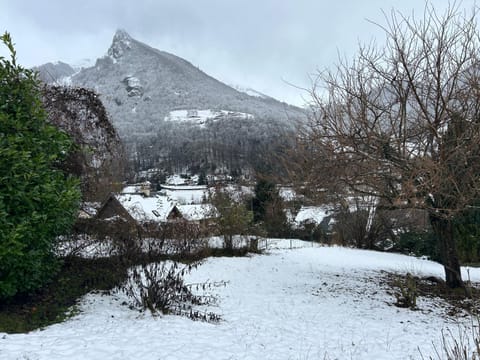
0, 33, 80, 300
395, 231, 438, 260
453, 206, 480, 264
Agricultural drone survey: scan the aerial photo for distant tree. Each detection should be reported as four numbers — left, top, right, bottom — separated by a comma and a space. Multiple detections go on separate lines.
198, 171, 207, 186
453, 203, 480, 264
0, 33, 81, 300
263, 197, 290, 238
211, 187, 253, 251
290, 4, 480, 288
252, 179, 289, 237
252, 179, 276, 223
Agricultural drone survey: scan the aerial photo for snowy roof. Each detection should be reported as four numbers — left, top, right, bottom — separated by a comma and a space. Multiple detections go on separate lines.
295, 206, 331, 226
121, 186, 138, 194
79, 202, 101, 218
177, 204, 218, 221
121, 182, 152, 194
161, 185, 208, 205
278, 186, 296, 201
115, 194, 177, 222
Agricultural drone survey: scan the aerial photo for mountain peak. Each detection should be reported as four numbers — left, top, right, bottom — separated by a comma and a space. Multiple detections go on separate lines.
108, 29, 134, 60
113, 29, 132, 41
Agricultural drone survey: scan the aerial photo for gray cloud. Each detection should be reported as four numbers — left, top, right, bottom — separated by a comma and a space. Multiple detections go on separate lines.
0, 0, 474, 105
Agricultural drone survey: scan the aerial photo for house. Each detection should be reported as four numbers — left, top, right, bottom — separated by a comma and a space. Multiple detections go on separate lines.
96, 192, 182, 239
294, 206, 335, 231
96, 189, 218, 236
121, 181, 152, 197
97, 193, 182, 229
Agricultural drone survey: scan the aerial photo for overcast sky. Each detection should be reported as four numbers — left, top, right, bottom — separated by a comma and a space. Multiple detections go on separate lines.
1, 1, 477, 106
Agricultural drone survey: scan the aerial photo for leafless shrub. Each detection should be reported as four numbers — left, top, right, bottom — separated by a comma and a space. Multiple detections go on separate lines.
56, 217, 136, 259
160, 220, 209, 257
120, 260, 224, 322
122, 258, 219, 321
393, 273, 417, 309
105, 219, 222, 322
425, 320, 480, 360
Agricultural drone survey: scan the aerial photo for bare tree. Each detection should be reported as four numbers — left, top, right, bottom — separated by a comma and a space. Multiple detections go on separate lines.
291, 3, 480, 288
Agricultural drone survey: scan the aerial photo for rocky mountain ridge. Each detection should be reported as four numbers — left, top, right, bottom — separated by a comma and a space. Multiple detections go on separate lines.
36, 30, 305, 175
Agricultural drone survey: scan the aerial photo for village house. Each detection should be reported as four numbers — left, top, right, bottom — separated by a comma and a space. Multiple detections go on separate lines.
95, 183, 217, 237
96, 193, 182, 225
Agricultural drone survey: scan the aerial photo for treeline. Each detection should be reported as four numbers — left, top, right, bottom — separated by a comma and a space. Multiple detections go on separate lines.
130, 116, 296, 177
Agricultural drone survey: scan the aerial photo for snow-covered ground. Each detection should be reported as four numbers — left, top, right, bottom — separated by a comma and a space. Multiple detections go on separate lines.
2, 241, 479, 360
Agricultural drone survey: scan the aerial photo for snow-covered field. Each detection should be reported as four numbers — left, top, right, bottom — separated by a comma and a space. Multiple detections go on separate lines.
164, 109, 253, 127
2, 241, 479, 360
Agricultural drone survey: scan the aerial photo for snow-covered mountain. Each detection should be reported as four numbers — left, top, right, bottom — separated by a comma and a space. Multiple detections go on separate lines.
36, 30, 306, 175
34, 61, 75, 84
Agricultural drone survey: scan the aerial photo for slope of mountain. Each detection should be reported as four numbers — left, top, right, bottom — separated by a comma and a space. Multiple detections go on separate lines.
34, 61, 75, 84
231, 84, 275, 100
37, 30, 306, 176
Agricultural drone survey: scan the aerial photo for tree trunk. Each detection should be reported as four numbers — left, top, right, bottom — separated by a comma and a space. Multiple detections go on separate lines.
225, 235, 233, 251
430, 215, 464, 289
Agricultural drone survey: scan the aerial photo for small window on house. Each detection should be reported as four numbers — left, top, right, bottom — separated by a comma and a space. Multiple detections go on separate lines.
152, 210, 160, 217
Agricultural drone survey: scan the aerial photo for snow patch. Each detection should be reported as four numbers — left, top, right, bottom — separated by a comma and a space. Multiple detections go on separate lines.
164, 109, 254, 127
